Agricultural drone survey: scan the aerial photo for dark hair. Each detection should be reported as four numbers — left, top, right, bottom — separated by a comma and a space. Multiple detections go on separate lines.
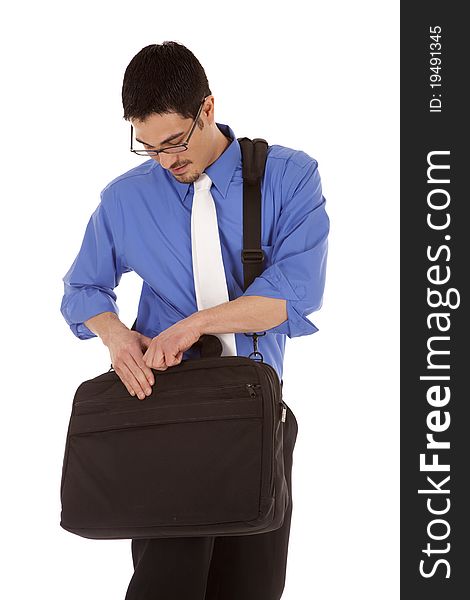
122, 41, 212, 123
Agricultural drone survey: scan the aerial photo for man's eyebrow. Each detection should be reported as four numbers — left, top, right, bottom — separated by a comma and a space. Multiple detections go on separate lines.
135, 131, 185, 147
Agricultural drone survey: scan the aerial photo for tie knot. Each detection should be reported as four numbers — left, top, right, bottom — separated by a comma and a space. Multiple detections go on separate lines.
194, 172, 212, 191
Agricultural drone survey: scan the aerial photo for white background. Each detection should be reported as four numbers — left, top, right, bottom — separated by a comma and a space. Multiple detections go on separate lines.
1, 1, 399, 598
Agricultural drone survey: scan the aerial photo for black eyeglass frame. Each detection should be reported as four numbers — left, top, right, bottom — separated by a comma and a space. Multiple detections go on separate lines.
130, 96, 208, 156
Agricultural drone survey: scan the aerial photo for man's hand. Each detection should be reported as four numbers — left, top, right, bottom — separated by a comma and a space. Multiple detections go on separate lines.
105, 328, 155, 400
142, 316, 203, 370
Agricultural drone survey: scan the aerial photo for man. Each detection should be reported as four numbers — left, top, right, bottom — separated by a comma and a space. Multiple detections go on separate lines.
60, 41, 329, 600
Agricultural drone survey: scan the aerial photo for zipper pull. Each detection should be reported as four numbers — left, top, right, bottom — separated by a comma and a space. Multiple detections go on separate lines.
280, 400, 287, 422
246, 383, 258, 398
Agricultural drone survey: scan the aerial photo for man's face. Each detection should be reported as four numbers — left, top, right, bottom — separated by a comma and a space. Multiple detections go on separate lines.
131, 109, 210, 185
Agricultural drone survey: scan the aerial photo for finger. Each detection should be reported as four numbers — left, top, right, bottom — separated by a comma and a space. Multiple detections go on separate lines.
142, 344, 154, 367
149, 344, 168, 371
128, 353, 154, 399
120, 360, 147, 400
139, 334, 152, 351
165, 347, 183, 367
130, 348, 155, 387
114, 364, 136, 398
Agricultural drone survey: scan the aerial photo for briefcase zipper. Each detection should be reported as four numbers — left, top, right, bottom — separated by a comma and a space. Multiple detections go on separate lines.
75, 382, 262, 407
255, 361, 285, 499
260, 361, 285, 423
245, 383, 259, 398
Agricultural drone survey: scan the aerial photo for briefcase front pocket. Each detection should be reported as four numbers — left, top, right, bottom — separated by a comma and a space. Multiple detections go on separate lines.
60, 384, 268, 531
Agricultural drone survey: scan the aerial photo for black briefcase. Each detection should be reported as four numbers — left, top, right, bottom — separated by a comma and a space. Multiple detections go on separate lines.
59, 137, 292, 540
59, 334, 290, 540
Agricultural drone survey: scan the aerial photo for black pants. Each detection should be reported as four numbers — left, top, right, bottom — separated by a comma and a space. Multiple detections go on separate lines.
124, 404, 298, 600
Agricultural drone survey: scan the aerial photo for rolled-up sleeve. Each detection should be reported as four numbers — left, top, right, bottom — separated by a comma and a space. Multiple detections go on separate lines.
60, 190, 129, 340
241, 155, 329, 338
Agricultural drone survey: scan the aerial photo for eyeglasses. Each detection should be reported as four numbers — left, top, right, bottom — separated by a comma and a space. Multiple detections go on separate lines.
130, 96, 207, 156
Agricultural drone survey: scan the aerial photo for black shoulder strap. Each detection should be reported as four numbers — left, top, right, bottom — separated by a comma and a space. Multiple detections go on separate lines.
238, 137, 268, 290
130, 136, 268, 333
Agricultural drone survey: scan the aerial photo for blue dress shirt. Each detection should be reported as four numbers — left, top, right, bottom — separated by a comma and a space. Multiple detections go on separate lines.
60, 122, 330, 380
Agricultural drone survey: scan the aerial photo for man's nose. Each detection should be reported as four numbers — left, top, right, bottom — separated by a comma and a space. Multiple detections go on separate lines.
158, 153, 182, 170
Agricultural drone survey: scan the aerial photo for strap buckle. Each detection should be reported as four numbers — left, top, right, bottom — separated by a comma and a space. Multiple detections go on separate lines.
244, 331, 266, 362
241, 248, 265, 264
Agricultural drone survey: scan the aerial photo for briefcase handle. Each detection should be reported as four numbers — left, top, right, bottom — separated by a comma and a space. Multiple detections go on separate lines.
189, 334, 223, 359
108, 334, 223, 373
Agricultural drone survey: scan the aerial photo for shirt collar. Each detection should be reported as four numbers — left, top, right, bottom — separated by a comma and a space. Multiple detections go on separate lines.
167, 122, 241, 204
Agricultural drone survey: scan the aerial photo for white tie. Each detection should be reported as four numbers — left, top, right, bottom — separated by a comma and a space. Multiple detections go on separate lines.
191, 172, 237, 356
